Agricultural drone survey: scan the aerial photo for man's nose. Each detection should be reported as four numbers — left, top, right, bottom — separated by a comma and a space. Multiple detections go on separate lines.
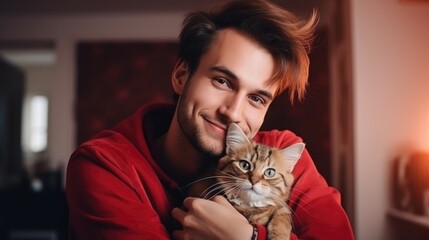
218, 95, 245, 123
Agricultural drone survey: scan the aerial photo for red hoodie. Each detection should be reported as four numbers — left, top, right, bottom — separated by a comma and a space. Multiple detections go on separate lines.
66, 102, 354, 240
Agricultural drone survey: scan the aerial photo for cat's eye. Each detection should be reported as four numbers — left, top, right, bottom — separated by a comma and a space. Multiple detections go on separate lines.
264, 168, 276, 178
238, 160, 251, 170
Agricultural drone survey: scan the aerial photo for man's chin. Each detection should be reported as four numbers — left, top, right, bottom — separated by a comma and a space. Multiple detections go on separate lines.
198, 141, 225, 158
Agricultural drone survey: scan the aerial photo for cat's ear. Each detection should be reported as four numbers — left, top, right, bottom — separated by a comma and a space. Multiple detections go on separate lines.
225, 123, 250, 154
279, 143, 305, 172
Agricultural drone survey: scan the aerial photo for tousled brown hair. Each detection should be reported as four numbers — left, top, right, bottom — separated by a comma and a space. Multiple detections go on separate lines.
178, 0, 318, 102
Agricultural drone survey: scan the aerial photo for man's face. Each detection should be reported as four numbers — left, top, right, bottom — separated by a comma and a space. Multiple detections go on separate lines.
174, 28, 277, 156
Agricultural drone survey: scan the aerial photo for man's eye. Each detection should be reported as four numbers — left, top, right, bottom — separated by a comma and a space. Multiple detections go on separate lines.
249, 95, 264, 105
213, 77, 231, 89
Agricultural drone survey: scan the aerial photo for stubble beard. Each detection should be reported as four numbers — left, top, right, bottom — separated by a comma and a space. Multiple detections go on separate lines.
176, 102, 224, 158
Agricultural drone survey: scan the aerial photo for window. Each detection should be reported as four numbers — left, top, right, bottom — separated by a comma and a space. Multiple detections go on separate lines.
26, 95, 48, 153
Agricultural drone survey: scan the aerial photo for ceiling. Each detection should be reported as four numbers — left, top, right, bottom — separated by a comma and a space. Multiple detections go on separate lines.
0, 1, 323, 47
0, 0, 319, 16
0, 0, 321, 67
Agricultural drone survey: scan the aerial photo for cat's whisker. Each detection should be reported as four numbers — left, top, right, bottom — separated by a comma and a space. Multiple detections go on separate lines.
199, 182, 221, 198
200, 179, 245, 199
267, 194, 300, 233
219, 185, 243, 200
289, 187, 314, 200
202, 182, 229, 199
271, 193, 311, 228
287, 190, 314, 207
288, 190, 317, 213
204, 186, 234, 199
270, 195, 289, 210
182, 175, 222, 189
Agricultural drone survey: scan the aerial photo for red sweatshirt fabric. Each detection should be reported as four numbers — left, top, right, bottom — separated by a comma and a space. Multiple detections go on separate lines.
66, 102, 354, 240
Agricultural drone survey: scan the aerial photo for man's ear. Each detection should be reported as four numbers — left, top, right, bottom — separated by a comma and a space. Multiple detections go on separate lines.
171, 60, 190, 95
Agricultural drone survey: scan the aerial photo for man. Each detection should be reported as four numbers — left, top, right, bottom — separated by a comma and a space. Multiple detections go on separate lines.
66, 1, 354, 239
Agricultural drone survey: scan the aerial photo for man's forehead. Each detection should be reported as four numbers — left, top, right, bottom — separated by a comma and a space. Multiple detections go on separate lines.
205, 30, 274, 75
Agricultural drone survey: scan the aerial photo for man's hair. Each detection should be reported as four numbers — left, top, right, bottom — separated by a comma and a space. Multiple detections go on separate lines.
178, 0, 318, 102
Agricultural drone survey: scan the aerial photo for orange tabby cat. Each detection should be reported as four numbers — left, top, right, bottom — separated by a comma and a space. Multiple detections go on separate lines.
189, 123, 305, 240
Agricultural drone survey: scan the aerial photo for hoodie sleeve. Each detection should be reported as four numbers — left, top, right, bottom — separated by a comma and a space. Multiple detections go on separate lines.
65, 136, 172, 240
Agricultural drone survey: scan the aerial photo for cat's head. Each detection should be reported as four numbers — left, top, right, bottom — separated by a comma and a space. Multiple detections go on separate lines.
217, 123, 305, 207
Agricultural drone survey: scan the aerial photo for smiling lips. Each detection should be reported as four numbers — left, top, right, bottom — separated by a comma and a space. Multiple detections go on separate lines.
204, 118, 227, 137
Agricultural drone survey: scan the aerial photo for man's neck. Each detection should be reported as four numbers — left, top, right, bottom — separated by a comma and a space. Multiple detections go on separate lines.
154, 116, 216, 186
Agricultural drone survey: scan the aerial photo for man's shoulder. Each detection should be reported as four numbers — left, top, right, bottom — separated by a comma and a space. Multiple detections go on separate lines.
73, 101, 174, 159
71, 129, 142, 163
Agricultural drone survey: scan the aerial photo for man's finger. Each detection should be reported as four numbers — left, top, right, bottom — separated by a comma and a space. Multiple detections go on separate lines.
182, 197, 199, 210
171, 207, 186, 222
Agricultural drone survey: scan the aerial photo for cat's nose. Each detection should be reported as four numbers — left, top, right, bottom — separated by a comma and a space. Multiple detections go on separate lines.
250, 176, 261, 185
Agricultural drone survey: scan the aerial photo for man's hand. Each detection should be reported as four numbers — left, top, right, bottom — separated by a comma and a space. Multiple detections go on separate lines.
171, 195, 253, 240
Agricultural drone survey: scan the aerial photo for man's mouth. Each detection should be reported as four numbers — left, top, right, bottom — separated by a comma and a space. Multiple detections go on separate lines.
203, 118, 227, 136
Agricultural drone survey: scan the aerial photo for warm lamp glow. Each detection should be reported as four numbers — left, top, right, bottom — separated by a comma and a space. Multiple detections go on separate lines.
405, 152, 429, 215
391, 151, 429, 216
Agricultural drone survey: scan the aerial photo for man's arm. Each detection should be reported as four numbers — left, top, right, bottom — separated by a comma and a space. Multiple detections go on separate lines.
289, 186, 354, 239
66, 145, 171, 240
287, 149, 355, 239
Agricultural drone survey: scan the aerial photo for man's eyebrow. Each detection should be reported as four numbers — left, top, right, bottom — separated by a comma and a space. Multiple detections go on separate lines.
209, 66, 238, 80
209, 65, 274, 101
256, 89, 274, 101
